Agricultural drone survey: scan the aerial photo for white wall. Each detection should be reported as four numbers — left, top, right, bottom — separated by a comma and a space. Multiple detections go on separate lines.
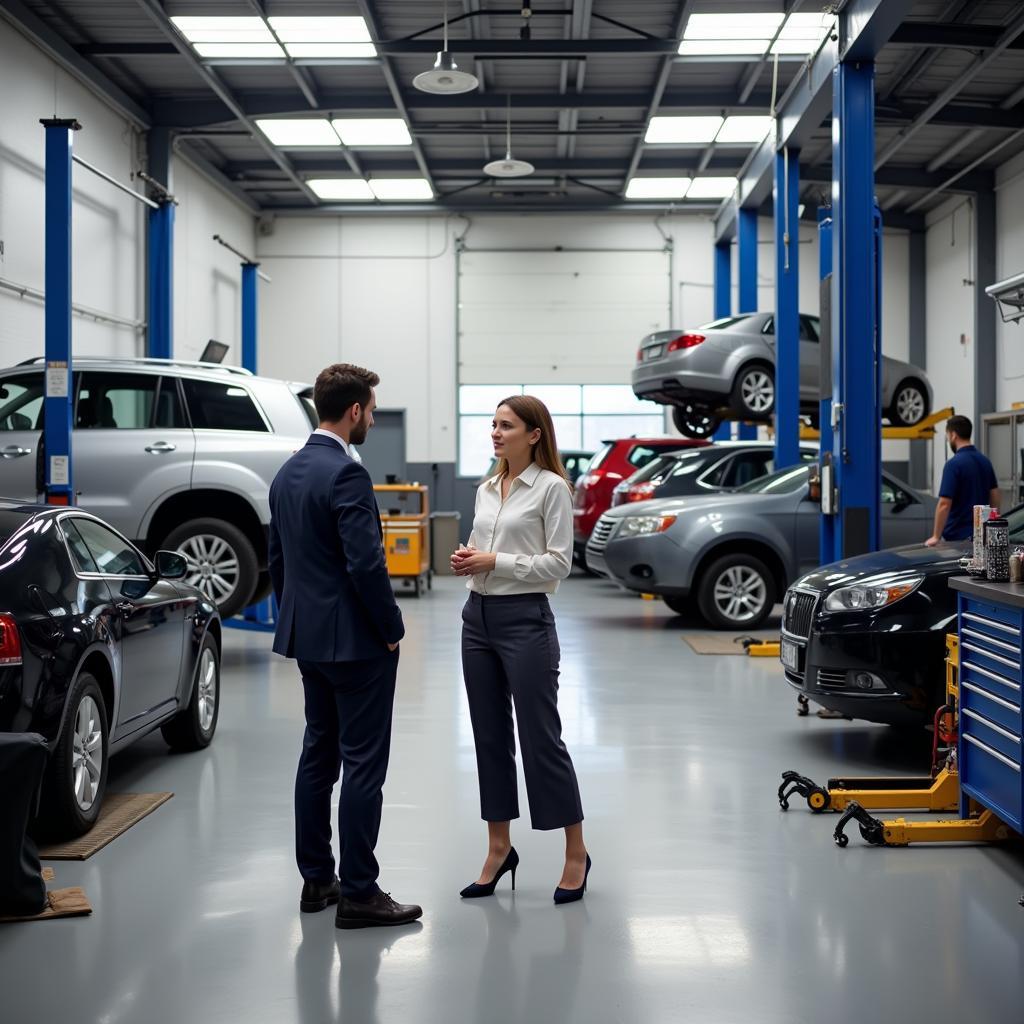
996, 149, 1024, 411
0, 16, 255, 367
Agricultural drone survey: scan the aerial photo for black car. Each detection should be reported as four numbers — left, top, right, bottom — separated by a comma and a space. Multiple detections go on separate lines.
780, 506, 1024, 725
0, 500, 221, 837
610, 442, 819, 508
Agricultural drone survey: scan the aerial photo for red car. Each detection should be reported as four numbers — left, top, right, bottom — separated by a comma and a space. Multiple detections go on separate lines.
572, 436, 709, 568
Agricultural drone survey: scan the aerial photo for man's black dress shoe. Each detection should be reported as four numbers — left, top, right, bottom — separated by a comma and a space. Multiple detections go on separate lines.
335, 890, 423, 930
300, 877, 341, 913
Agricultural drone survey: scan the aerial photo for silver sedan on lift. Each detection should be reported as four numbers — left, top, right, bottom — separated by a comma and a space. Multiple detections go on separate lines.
631, 312, 932, 439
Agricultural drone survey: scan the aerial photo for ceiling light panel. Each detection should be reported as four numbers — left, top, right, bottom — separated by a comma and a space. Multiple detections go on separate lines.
369, 179, 434, 201
678, 39, 772, 56
716, 116, 774, 144
771, 13, 832, 54
625, 178, 691, 200
268, 17, 372, 42
256, 119, 341, 147
308, 179, 375, 201
645, 116, 723, 145
284, 44, 377, 58
684, 13, 784, 39
193, 43, 285, 58
170, 17, 273, 42
332, 119, 412, 146
686, 177, 737, 199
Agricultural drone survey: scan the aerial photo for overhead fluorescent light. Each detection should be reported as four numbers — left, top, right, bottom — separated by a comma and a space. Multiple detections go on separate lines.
332, 119, 412, 146
625, 177, 691, 200
716, 116, 774, 144
645, 116, 723, 145
686, 177, 737, 199
368, 178, 434, 201
193, 42, 285, 58
771, 13, 832, 54
268, 17, 372, 42
255, 119, 341, 147
308, 179, 375, 201
678, 38, 771, 56
684, 13, 784, 39
170, 17, 273, 42
284, 43, 377, 58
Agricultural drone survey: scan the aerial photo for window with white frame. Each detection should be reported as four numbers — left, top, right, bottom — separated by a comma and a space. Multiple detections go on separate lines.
458, 384, 664, 477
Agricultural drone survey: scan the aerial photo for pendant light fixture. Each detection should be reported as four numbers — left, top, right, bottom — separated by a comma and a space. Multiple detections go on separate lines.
412, 0, 479, 95
483, 95, 535, 178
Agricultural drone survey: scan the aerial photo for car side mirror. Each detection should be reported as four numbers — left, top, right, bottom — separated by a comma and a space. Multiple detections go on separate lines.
156, 549, 188, 580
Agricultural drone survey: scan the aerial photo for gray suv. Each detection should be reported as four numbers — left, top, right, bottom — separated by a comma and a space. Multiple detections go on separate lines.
0, 358, 316, 618
632, 312, 932, 439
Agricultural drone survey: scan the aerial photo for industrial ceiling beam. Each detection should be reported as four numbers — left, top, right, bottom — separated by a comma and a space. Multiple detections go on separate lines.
890, 21, 1024, 50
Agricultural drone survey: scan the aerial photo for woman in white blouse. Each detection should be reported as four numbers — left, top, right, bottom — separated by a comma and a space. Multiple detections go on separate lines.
451, 395, 590, 905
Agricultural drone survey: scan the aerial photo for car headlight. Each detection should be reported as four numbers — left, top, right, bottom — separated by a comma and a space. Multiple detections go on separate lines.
618, 514, 677, 538
823, 576, 923, 612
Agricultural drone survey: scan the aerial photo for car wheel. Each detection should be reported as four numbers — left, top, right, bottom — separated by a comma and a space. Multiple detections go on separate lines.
248, 570, 274, 606
161, 634, 220, 751
889, 379, 929, 427
39, 673, 109, 839
163, 518, 258, 619
696, 554, 775, 630
662, 594, 691, 616
732, 364, 775, 418
672, 403, 723, 440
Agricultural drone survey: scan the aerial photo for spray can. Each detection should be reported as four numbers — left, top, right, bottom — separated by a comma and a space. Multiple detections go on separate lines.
984, 510, 1010, 582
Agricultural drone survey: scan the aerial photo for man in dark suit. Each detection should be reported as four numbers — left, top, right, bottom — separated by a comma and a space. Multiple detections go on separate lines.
269, 363, 422, 929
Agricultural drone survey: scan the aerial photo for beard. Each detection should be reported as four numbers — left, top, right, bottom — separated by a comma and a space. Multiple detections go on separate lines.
350, 413, 370, 446
950, 442, 957, 457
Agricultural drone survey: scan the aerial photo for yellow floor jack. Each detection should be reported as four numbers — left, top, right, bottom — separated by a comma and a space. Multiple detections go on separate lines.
778, 636, 1016, 847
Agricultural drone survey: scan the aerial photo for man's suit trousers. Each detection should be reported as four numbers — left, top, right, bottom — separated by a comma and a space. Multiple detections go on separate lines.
461, 592, 583, 831
295, 652, 398, 899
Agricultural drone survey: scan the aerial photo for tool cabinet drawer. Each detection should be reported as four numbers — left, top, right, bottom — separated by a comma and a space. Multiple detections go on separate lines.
960, 705, 1022, 762
960, 734, 1023, 831
961, 674, 1022, 734
961, 600, 1024, 635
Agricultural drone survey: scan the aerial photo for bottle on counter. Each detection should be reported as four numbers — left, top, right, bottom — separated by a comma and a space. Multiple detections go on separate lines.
984, 509, 1010, 582
1010, 550, 1023, 584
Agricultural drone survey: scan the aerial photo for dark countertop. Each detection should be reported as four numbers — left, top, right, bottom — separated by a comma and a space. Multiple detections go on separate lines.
950, 575, 1024, 608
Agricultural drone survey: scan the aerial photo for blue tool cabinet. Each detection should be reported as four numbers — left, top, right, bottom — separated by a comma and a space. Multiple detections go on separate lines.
952, 578, 1024, 831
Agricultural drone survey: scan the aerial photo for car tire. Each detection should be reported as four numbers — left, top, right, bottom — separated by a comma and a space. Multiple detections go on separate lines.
696, 553, 776, 630
161, 633, 220, 752
162, 518, 258, 619
889, 379, 929, 427
248, 570, 274, 606
662, 594, 692, 616
39, 672, 109, 839
731, 364, 775, 419
672, 403, 723, 440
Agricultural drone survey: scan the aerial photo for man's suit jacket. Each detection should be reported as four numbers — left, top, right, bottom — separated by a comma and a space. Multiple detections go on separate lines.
268, 434, 405, 662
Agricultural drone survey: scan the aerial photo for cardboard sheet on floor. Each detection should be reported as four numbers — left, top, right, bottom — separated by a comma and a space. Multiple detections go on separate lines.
681, 632, 778, 655
0, 868, 92, 923
38, 792, 173, 861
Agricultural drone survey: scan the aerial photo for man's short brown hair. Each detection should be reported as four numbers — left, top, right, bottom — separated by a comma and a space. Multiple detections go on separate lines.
947, 414, 972, 442
313, 363, 380, 423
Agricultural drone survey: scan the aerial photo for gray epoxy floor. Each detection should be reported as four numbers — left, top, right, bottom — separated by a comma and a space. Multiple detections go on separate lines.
2, 575, 1023, 1024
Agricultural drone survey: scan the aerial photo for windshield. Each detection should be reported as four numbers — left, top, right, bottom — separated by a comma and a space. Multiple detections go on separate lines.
735, 464, 809, 495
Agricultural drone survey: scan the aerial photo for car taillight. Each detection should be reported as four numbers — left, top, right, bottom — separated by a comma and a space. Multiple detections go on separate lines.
636, 347, 643, 362
667, 333, 705, 352
0, 614, 22, 666
628, 484, 656, 502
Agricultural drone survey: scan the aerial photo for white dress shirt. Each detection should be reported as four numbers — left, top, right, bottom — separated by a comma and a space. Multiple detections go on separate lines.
466, 462, 573, 595
312, 428, 362, 463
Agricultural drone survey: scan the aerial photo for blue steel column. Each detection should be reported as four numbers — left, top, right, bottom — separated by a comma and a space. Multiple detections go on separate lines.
831, 60, 880, 558
818, 207, 835, 566
712, 240, 733, 441
241, 262, 259, 373
737, 208, 759, 440
41, 118, 80, 505
147, 200, 174, 358
773, 148, 800, 469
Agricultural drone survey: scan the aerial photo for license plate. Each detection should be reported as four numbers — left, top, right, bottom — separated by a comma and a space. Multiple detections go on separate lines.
644, 344, 665, 361
781, 639, 800, 672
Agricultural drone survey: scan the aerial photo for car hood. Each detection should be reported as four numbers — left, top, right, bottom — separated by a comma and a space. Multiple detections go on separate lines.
598, 490, 794, 520
792, 540, 971, 592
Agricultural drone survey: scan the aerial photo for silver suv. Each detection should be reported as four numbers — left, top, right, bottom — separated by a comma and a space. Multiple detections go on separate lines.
0, 358, 316, 618
632, 312, 932, 439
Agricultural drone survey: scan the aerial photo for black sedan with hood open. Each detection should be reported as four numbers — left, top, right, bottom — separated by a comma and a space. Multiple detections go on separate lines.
779, 506, 1024, 725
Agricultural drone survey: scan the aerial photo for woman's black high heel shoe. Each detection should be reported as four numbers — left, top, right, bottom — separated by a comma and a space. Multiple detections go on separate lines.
460, 847, 519, 898
553, 854, 591, 905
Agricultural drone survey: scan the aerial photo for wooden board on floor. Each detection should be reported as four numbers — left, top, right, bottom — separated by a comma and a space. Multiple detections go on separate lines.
38, 792, 173, 861
682, 632, 778, 655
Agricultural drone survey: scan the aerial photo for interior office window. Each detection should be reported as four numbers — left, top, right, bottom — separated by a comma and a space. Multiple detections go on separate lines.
67, 517, 147, 576
76, 373, 157, 429
0, 373, 44, 431
182, 378, 268, 432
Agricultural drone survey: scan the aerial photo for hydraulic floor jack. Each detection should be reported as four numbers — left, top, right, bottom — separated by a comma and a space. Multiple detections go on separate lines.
778, 636, 1013, 846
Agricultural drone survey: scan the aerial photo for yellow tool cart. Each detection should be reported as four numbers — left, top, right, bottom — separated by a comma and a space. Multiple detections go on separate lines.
375, 484, 431, 597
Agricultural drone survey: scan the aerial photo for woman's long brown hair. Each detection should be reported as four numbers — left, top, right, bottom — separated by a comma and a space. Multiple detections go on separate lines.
494, 394, 572, 486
